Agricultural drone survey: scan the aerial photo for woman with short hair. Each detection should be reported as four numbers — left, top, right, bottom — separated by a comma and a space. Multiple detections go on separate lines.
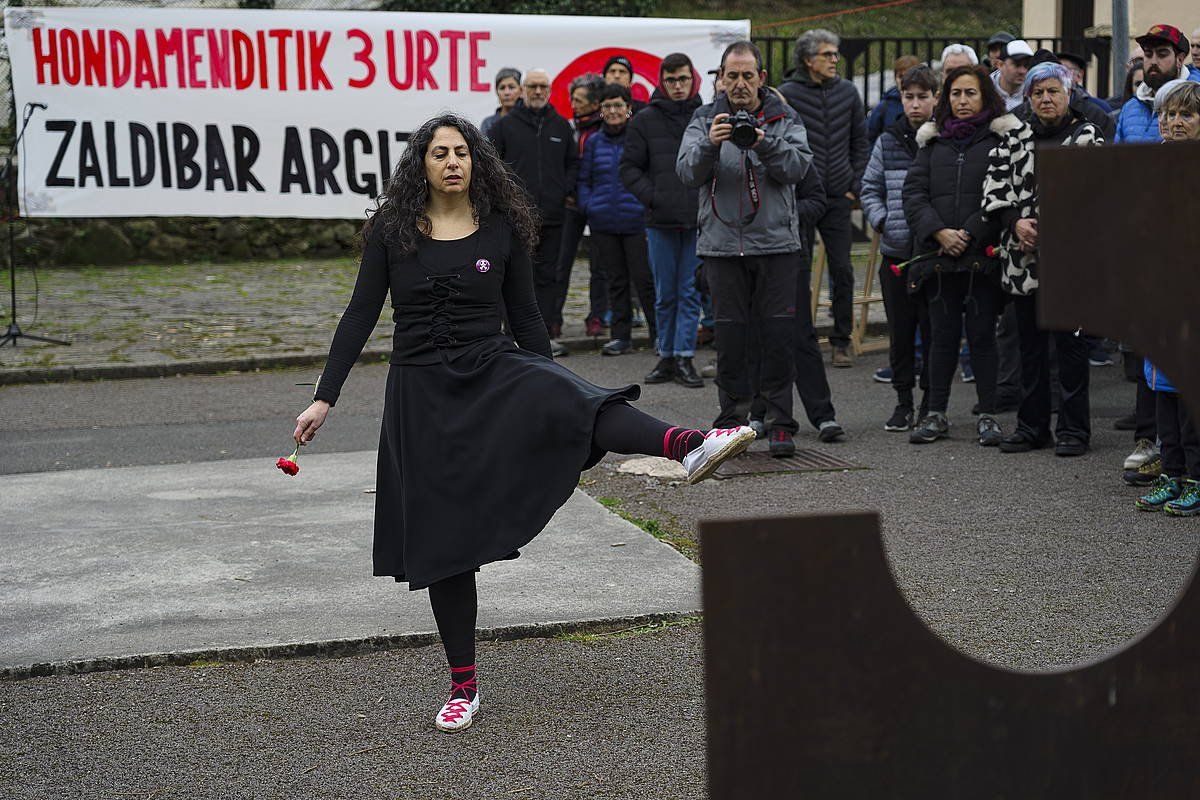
480, 67, 521, 137
291, 114, 753, 733
981, 61, 1104, 457
902, 65, 1018, 445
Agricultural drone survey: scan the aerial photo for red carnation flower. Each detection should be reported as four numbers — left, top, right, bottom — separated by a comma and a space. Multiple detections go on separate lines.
276, 446, 300, 476
889, 263, 902, 277
985, 245, 997, 257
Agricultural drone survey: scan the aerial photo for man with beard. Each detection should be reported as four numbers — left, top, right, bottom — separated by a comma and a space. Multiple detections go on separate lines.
1115, 24, 1200, 143
489, 68, 579, 353
620, 52, 705, 387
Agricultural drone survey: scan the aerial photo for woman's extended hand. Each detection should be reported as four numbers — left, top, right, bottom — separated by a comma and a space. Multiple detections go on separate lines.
1014, 218, 1038, 253
294, 400, 331, 445
935, 228, 970, 257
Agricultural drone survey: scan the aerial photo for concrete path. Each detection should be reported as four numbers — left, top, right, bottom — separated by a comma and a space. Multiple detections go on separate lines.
0, 452, 699, 673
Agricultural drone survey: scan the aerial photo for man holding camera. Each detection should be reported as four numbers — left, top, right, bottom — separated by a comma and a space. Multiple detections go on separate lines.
676, 41, 815, 456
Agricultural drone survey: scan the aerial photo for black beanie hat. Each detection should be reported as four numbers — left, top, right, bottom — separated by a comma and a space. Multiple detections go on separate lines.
603, 55, 634, 76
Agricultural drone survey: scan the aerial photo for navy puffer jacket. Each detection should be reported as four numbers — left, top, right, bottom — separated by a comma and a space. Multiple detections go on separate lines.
860, 115, 919, 259
778, 71, 869, 197
578, 125, 645, 235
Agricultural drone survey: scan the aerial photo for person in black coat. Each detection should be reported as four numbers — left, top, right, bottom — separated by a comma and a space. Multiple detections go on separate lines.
293, 113, 757, 734
620, 52, 704, 386
779, 28, 870, 367
488, 68, 579, 346
903, 65, 1018, 446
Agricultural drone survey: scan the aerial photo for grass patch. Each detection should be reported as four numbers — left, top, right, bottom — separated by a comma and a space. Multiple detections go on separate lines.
595, 496, 700, 563
558, 615, 703, 643
185, 659, 223, 669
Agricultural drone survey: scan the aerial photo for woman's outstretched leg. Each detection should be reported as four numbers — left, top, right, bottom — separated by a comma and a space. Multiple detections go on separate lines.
592, 401, 754, 484
428, 570, 479, 732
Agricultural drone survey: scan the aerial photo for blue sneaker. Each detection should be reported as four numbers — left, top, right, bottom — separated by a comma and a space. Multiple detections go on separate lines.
873, 367, 893, 384
960, 358, 975, 383
1136, 476, 1182, 512
1165, 479, 1200, 517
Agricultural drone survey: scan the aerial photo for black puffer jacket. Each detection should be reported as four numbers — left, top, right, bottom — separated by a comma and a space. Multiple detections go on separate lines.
778, 71, 869, 197
619, 89, 703, 228
488, 101, 578, 226
902, 114, 1021, 280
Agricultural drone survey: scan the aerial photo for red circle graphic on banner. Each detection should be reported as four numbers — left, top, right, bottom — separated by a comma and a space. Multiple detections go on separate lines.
550, 48, 662, 118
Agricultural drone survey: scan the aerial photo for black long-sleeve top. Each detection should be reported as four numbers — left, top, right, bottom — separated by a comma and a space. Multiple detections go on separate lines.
314, 215, 552, 406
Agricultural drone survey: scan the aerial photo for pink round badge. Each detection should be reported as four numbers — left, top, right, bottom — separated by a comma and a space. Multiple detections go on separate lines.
475, 258, 491, 273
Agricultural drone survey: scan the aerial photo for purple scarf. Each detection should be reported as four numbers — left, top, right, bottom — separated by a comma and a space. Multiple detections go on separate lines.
940, 109, 994, 140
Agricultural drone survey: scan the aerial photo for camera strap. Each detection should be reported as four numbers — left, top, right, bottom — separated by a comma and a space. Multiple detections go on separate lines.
709, 150, 760, 228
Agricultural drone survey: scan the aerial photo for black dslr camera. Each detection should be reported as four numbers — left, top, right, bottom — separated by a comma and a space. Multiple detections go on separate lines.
729, 109, 759, 149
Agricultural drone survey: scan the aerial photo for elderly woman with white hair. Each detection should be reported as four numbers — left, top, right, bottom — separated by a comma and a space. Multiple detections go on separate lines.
939, 43, 979, 74
981, 60, 1104, 457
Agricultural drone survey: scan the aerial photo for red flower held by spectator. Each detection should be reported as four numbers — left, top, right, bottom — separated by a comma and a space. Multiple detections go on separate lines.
889, 263, 902, 277
985, 245, 997, 258
276, 446, 300, 476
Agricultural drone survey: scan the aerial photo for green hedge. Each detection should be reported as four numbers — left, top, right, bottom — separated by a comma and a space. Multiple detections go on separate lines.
379, 0, 658, 17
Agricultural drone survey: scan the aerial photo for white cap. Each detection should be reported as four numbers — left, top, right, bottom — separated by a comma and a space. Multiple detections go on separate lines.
1004, 40, 1035, 59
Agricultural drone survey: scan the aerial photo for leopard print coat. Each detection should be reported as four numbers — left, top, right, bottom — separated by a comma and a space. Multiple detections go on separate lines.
981, 117, 1103, 296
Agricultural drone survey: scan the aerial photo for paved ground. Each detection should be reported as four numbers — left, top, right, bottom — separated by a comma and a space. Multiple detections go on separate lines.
0, 249, 886, 378
2, 319, 1197, 797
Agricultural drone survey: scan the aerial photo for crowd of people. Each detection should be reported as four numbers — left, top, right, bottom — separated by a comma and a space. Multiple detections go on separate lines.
478, 22, 1200, 511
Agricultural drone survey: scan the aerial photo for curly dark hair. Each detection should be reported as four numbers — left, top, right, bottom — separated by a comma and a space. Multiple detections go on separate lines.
363, 113, 539, 256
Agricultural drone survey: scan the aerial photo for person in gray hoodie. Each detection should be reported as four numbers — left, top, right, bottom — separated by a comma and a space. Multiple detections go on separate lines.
676, 41, 835, 455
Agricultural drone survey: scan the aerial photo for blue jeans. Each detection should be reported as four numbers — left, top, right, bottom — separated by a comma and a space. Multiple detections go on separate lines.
646, 227, 702, 357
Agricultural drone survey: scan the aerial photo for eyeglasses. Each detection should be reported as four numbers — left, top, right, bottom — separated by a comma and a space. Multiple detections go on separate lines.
663, 76, 693, 86
525, 83, 550, 92
600, 102, 628, 112
817, 50, 840, 61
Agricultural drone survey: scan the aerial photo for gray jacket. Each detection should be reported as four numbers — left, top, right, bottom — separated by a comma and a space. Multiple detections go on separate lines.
859, 116, 919, 259
675, 90, 813, 257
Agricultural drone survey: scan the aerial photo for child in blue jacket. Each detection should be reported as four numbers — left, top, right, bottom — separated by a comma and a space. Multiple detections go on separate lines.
579, 83, 657, 355
1136, 361, 1200, 514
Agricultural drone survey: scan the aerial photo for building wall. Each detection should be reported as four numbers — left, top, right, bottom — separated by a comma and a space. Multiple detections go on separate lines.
1025, 0, 1200, 38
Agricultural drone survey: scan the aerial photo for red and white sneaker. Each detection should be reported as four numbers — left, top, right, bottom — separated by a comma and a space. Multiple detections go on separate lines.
683, 426, 756, 484
434, 691, 480, 732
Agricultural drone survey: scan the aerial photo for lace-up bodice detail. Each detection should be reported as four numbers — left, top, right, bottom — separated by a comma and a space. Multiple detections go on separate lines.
426, 273, 464, 349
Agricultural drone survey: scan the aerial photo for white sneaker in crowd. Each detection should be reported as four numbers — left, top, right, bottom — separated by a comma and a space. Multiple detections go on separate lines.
434, 692, 480, 732
683, 426, 756, 484
1123, 438, 1159, 471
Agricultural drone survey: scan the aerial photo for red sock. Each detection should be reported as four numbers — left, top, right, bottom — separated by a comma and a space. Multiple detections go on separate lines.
662, 427, 705, 463
450, 664, 477, 701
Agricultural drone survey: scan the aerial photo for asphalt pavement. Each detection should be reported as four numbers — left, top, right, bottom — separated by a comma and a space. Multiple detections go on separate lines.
2, 347, 1198, 799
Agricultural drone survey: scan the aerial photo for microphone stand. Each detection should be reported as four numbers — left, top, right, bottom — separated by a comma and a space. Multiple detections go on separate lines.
1, 102, 69, 347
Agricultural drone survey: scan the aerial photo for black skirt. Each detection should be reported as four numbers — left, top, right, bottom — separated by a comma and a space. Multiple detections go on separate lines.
374, 342, 639, 590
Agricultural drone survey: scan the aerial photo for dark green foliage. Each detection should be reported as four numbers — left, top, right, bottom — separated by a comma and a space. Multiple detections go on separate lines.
378, 0, 658, 16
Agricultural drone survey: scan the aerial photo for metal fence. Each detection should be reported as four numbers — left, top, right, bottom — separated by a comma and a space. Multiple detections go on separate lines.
753, 34, 1115, 109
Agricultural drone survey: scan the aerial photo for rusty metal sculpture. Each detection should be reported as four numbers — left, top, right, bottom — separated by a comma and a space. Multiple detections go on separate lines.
703, 142, 1200, 797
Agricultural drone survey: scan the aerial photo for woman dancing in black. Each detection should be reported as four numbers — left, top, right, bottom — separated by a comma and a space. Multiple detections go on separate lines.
291, 114, 753, 732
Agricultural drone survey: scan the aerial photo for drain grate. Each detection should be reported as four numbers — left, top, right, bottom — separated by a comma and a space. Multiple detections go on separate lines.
713, 448, 861, 479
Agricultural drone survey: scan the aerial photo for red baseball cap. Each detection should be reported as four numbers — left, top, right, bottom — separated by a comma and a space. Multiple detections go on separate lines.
1135, 24, 1189, 54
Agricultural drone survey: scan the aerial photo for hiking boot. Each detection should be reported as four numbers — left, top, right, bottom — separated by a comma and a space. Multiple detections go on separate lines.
818, 420, 845, 442
1122, 454, 1163, 487
1165, 479, 1200, 517
873, 367, 893, 384
768, 429, 796, 457
644, 357, 675, 384
601, 339, 632, 356
585, 316, 604, 338
674, 357, 703, 388
1136, 476, 1182, 512
884, 406, 914, 432
831, 346, 853, 368
910, 412, 949, 444
1054, 436, 1088, 457
1123, 439, 1159, 470
683, 426, 756, 484
977, 414, 1003, 447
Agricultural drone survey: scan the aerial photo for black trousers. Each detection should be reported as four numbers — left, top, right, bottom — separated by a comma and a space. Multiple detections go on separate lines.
533, 224, 565, 334
1012, 293, 1090, 443
554, 207, 609, 330
995, 303, 1022, 406
1124, 350, 1158, 442
708, 252, 798, 433
923, 271, 1003, 414
592, 232, 656, 344
1157, 391, 1200, 480
806, 196, 853, 348
879, 262, 930, 405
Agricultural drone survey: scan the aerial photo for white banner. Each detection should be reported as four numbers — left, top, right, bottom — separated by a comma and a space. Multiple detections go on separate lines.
3, 7, 749, 218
